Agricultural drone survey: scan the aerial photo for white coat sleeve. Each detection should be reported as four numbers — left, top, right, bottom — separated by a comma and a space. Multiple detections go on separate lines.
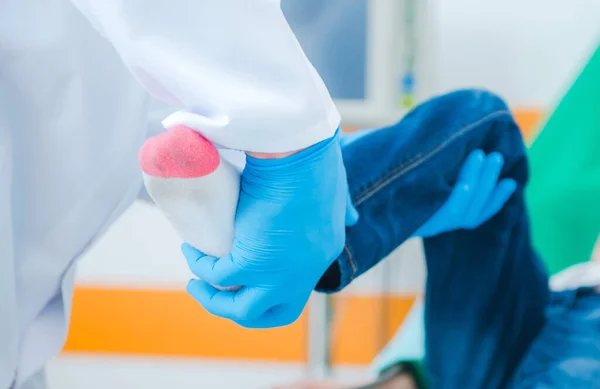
68, 0, 340, 153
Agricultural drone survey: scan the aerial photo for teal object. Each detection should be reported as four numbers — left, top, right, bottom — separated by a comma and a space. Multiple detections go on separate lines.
527, 43, 600, 274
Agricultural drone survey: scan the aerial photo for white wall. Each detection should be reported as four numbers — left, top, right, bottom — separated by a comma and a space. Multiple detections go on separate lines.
435, 0, 600, 107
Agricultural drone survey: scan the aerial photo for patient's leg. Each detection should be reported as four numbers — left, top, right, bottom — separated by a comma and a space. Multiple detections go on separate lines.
318, 89, 549, 389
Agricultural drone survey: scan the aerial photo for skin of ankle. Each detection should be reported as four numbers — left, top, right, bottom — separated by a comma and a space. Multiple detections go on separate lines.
246, 148, 305, 159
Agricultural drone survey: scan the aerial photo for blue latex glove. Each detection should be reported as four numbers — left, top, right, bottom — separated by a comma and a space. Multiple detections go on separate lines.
345, 191, 359, 226
413, 149, 517, 238
183, 131, 349, 328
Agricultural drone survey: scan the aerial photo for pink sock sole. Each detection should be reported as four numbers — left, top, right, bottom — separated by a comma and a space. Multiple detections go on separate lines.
138, 126, 220, 178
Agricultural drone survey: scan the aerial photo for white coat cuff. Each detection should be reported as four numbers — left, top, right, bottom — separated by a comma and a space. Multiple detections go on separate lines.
162, 109, 341, 153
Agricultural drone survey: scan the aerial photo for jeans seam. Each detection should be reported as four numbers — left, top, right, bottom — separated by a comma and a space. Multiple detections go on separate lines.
354, 110, 512, 206
343, 245, 357, 281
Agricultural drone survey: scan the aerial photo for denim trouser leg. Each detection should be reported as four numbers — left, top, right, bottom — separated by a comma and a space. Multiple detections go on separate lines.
513, 289, 600, 388
317, 89, 550, 389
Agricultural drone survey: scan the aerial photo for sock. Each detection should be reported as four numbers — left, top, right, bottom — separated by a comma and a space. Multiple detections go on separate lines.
138, 125, 241, 290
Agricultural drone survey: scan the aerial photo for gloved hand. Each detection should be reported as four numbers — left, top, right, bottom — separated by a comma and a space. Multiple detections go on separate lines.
183, 130, 349, 328
345, 192, 359, 226
413, 149, 517, 238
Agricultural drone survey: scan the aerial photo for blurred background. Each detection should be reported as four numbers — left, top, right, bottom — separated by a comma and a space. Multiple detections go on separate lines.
47, 1, 600, 388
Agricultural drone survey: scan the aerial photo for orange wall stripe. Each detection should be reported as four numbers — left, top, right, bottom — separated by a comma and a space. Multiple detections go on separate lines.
513, 109, 544, 141
64, 287, 306, 362
63, 287, 416, 365
329, 295, 416, 365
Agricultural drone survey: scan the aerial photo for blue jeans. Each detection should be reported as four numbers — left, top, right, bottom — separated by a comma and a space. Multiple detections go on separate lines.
317, 89, 600, 388
513, 288, 600, 388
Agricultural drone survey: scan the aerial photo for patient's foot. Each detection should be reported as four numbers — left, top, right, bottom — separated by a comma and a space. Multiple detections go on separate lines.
138, 125, 241, 290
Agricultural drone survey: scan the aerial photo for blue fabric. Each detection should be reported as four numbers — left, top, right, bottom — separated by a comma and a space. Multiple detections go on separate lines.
512, 288, 600, 388
366, 288, 600, 389
184, 130, 350, 329
317, 89, 551, 388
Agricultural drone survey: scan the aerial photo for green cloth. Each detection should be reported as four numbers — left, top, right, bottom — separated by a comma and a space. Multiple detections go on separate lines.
526, 43, 600, 274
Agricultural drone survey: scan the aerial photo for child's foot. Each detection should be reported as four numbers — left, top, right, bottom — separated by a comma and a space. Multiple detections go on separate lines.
139, 126, 241, 290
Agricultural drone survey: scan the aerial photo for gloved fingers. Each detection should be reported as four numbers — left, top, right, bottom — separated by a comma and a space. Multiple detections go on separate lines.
480, 178, 517, 223
424, 180, 470, 235
235, 301, 303, 329
182, 243, 241, 288
186, 280, 273, 322
464, 152, 505, 226
234, 306, 284, 329
345, 192, 359, 227
457, 149, 486, 183
436, 149, 486, 221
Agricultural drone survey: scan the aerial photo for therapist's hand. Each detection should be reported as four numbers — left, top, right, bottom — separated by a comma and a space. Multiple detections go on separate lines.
413, 149, 517, 238
183, 131, 348, 328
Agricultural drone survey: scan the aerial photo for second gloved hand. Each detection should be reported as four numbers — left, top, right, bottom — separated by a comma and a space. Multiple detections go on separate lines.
413, 149, 517, 238
183, 130, 348, 328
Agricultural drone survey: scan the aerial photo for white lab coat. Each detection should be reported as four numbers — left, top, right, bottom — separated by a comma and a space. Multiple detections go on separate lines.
0, 1, 339, 387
